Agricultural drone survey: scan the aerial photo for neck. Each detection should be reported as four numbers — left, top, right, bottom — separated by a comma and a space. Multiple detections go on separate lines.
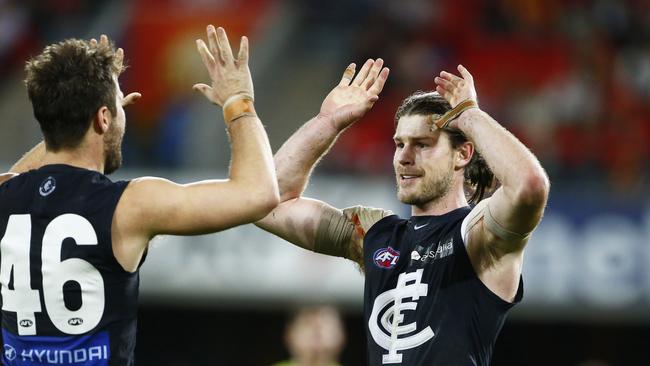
41, 142, 104, 173
410, 180, 468, 216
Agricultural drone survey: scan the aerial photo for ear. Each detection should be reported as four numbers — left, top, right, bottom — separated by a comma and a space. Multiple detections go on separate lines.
455, 141, 474, 169
92, 106, 111, 135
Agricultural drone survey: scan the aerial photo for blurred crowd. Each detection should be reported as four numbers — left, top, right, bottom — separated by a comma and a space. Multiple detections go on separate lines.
1, 0, 648, 195
318, 0, 650, 197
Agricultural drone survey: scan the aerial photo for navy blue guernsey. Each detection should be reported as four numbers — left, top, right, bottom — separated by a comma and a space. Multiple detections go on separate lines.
0, 164, 139, 366
363, 206, 523, 366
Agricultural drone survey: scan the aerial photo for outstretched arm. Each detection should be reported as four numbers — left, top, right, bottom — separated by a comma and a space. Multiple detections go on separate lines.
256, 60, 389, 263
435, 65, 550, 300
113, 26, 279, 271
275, 59, 389, 200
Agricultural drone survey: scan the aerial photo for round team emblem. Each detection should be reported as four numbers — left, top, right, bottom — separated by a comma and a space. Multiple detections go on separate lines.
39, 176, 56, 196
4, 345, 17, 361
373, 247, 400, 269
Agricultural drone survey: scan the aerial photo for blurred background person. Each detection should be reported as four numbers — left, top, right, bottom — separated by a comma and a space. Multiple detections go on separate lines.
272, 306, 345, 366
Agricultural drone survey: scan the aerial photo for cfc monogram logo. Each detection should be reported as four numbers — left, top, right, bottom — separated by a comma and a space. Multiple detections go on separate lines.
368, 269, 434, 364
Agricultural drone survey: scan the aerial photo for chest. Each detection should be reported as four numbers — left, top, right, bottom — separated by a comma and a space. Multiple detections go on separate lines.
365, 222, 459, 278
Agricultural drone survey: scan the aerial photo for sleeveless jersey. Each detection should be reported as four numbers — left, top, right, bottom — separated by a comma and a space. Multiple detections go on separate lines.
0, 164, 139, 366
363, 206, 523, 365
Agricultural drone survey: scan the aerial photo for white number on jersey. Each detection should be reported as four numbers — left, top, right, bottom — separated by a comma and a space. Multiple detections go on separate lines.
0, 214, 105, 335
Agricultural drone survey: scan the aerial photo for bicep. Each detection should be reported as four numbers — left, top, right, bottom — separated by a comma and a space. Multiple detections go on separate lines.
464, 186, 543, 262
121, 177, 269, 237
488, 187, 545, 239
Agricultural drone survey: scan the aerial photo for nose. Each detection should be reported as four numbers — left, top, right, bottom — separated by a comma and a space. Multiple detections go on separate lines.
397, 145, 414, 166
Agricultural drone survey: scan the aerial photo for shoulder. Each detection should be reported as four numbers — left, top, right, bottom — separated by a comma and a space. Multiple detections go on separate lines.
0, 173, 19, 186
341, 205, 399, 234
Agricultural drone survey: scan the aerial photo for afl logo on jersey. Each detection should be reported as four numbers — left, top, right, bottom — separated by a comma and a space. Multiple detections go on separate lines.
373, 247, 400, 269
39, 176, 56, 196
68, 317, 84, 326
19, 319, 33, 328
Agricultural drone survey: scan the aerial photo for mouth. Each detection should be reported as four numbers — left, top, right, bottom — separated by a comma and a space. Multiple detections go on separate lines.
399, 174, 422, 183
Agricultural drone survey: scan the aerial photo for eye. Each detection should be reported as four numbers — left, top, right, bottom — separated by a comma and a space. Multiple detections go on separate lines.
416, 142, 427, 148
395, 142, 404, 149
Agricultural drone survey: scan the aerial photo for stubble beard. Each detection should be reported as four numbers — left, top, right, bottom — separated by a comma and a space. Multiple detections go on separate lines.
396, 161, 454, 207
103, 123, 123, 175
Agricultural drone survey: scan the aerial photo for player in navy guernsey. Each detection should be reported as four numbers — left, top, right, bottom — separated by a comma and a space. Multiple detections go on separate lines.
257, 61, 549, 365
0, 26, 279, 365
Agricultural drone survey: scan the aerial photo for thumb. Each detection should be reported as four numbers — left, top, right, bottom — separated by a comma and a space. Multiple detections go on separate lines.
193, 83, 213, 98
122, 92, 142, 107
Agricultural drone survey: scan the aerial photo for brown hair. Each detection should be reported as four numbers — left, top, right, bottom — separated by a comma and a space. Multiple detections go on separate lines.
394, 91, 494, 204
25, 38, 124, 151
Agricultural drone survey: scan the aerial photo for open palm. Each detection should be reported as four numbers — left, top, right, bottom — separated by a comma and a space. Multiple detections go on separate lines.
319, 59, 390, 131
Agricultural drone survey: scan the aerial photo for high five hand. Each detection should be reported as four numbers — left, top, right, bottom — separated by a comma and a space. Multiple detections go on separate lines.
193, 25, 253, 107
319, 58, 390, 131
434, 65, 477, 108
89, 34, 141, 107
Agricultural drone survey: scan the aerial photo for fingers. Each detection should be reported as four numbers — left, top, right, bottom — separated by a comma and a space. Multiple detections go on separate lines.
434, 75, 455, 90
196, 39, 216, 69
100, 34, 109, 46
439, 70, 462, 86
122, 92, 142, 107
434, 75, 455, 101
368, 67, 390, 96
362, 58, 383, 90
457, 64, 473, 81
207, 25, 220, 61
215, 26, 234, 64
338, 63, 356, 87
237, 36, 249, 64
351, 59, 373, 86
435, 85, 452, 101
115, 48, 124, 67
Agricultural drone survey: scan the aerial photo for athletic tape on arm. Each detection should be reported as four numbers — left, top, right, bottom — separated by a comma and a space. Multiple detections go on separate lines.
461, 198, 531, 244
314, 205, 393, 258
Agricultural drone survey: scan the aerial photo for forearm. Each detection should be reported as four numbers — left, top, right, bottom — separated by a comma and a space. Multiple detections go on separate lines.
456, 109, 549, 203
11, 141, 46, 173
274, 115, 341, 201
227, 114, 279, 208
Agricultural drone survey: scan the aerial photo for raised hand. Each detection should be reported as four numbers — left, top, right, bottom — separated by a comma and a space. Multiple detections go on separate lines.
90, 35, 141, 107
193, 25, 253, 107
434, 65, 477, 108
319, 58, 390, 131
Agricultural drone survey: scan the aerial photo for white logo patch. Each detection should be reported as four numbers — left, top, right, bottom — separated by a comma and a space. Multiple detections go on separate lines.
4, 345, 17, 361
413, 223, 429, 230
368, 269, 434, 364
39, 176, 56, 197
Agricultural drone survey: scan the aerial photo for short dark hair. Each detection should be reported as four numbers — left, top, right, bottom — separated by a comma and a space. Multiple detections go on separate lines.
25, 38, 123, 151
394, 91, 494, 204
